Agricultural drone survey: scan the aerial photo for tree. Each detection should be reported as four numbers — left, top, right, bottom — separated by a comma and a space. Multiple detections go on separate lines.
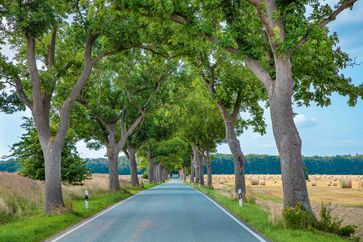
11, 117, 90, 185
174, 79, 225, 187
211, 0, 361, 211
74, 50, 177, 191
125, 0, 361, 211
193, 52, 266, 193
0, 0, 146, 213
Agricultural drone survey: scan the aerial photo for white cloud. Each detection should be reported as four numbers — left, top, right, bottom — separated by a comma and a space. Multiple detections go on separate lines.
294, 114, 317, 128
76, 141, 107, 158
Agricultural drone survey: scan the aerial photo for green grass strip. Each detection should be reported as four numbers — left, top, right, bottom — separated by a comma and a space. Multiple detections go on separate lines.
0, 183, 157, 242
190, 184, 349, 242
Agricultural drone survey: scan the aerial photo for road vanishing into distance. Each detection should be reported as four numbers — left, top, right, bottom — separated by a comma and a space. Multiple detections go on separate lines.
49, 179, 267, 242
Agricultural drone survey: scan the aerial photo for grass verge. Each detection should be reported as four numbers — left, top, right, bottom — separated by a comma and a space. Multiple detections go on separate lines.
0, 183, 157, 242
190, 183, 351, 242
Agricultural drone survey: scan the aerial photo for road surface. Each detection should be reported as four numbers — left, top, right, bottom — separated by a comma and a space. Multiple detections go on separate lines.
49, 179, 266, 242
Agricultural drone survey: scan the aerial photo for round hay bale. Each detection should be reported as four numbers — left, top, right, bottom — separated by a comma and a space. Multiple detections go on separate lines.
311, 181, 316, 186
274, 180, 277, 184
251, 176, 259, 185
340, 178, 352, 189
358, 180, 363, 189
327, 181, 332, 186
333, 182, 337, 186
259, 179, 266, 185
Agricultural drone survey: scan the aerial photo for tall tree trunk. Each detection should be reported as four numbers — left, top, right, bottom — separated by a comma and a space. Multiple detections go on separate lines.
183, 166, 187, 181
206, 150, 212, 188
127, 147, 139, 187
194, 161, 200, 184
192, 145, 200, 184
147, 149, 154, 183
43, 142, 64, 213
106, 128, 121, 192
190, 160, 195, 183
153, 162, 157, 182
198, 151, 204, 185
107, 148, 120, 192
161, 167, 166, 181
270, 57, 311, 210
155, 163, 160, 182
220, 114, 246, 194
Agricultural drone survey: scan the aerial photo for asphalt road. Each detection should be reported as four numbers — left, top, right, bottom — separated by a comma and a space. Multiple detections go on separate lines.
49, 179, 266, 242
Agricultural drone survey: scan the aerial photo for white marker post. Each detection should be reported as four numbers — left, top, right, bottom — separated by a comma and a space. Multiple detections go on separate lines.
85, 190, 89, 209
237, 188, 243, 207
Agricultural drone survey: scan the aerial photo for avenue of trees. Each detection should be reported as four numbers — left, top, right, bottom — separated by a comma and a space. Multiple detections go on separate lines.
3, 154, 363, 176
1, 0, 362, 215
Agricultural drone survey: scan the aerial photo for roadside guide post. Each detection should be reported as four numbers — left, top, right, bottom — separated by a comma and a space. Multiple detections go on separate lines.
85, 190, 89, 209
238, 188, 243, 207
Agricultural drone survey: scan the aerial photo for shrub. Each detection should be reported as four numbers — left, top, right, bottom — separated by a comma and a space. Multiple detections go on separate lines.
317, 203, 356, 238
283, 203, 356, 238
282, 203, 317, 229
11, 118, 91, 185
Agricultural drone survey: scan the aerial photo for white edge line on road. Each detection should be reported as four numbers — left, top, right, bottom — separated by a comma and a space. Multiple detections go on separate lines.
194, 189, 267, 242
50, 188, 154, 242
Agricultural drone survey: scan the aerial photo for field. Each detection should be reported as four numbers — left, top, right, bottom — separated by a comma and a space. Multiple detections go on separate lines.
0, 172, 151, 242
210, 174, 363, 239
0, 172, 141, 224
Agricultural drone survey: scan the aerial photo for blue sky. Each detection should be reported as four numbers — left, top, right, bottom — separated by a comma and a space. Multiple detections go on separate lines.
0, 1, 362, 158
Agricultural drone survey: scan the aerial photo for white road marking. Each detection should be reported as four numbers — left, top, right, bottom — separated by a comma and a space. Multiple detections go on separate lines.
50, 181, 266, 242
49, 188, 152, 242
194, 188, 267, 242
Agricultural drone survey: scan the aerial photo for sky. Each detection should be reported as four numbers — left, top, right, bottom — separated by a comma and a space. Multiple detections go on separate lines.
0, 1, 362, 158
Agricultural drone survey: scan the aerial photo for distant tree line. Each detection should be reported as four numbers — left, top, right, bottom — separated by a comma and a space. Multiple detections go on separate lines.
210, 154, 363, 175
84, 157, 144, 175
1, 154, 362, 175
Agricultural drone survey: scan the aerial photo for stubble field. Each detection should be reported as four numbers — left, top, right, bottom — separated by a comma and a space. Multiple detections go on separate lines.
210, 174, 363, 239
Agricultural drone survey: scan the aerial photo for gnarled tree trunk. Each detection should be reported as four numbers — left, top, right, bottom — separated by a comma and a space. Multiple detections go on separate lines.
43, 142, 64, 212
198, 151, 204, 185
205, 150, 212, 187
183, 166, 187, 181
190, 158, 195, 183
106, 127, 121, 192
193, 146, 200, 184
270, 57, 311, 210
219, 110, 246, 194
107, 148, 120, 192
127, 147, 139, 187
147, 147, 154, 183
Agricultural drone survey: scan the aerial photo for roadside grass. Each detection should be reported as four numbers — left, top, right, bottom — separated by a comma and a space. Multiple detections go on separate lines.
0, 183, 157, 242
190, 183, 351, 242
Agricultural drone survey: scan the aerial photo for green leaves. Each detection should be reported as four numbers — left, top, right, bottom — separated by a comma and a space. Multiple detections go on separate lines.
11, 117, 91, 185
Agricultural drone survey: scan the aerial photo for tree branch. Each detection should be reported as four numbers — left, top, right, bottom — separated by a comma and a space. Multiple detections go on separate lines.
76, 98, 108, 129
117, 111, 145, 151
231, 90, 243, 120
56, 33, 97, 146
247, 0, 275, 43
291, 0, 358, 54
26, 36, 42, 111
170, 13, 187, 24
46, 29, 56, 69
10, 74, 32, 109
93, 50, 118, 63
